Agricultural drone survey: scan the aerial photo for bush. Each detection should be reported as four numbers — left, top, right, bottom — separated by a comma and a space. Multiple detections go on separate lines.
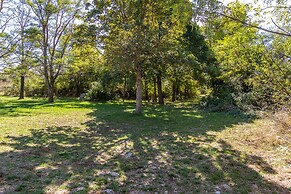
85, 81, 113, 101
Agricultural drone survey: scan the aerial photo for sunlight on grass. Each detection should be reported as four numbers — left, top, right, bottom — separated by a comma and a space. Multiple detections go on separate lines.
182, 113, 204, 118
0, 97, 289, 193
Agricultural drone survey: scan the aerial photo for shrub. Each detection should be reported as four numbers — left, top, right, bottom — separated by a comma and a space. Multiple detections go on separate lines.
85, 81, 113, 101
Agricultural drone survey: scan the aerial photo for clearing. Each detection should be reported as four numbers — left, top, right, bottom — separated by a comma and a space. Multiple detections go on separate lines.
0, 97, 290, 193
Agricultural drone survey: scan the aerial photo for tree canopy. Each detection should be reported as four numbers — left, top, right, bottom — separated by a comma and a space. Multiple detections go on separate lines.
0, 0, 290, 112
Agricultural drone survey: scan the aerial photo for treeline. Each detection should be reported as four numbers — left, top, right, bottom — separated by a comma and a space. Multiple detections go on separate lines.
0, 0, 290, 113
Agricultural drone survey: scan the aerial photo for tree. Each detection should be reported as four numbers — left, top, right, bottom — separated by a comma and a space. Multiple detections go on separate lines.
8, 1, 33, 99
210, 1, 290, 110
0, 3, 16, 62
259, 35, 291, 108
216, 0, 291, 37
0, 0, 3, 12
89, 0, 192, 113
58, 24, 102, 97
26, 0, 81, 102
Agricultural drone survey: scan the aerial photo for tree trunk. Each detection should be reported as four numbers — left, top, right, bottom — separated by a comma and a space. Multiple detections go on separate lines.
44, 70, 52, 102
123, 76, 127, 102
48, 82, 54, 103
0, 0, 3, 12
184, 85, 188, 100
176, 82, 180, 100
157, 74, 164, 105
152, 77, 157, 103
135, 64, 142, 114
145, 78, 149, 102
76, 73, 81, 97
172, 80, 176, 102
19, 75, 25, 99
42, 22, 54, 103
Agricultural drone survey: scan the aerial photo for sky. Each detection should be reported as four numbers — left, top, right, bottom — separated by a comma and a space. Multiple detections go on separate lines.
222, 0, 291, 7
221, 0, 291, 34
222, 0, 263, 7
223, 0, 254, 4
221, 0, 268, 24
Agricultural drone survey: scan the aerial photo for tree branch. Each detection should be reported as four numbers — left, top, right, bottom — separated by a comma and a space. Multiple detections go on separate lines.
0, 0, 3, 12
271, 18, 290, 35
219, 13, 291, 37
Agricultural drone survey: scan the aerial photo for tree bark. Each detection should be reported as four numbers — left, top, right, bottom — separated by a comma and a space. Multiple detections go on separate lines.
0, 0, 3, 12
145, 78, 149, 102
172, 80, 176, 102
19, 21, 26, 100
176, 82, 180, 100
19, 76, 25, 99
152, 77, 157, 103
122, 76, 127, 102
76, 73, 81, 97
157, 74, 164, 105
48, 82, 54, 103
135, 64, 142, 114
42, 19, 54, 103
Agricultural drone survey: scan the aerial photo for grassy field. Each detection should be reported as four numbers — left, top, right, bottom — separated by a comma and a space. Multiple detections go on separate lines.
0, 96, 290, 194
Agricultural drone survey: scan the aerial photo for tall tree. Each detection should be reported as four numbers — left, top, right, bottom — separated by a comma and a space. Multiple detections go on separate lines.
8, 1, 33, 99
89, 0, 192, 113
26, 0, 81, 102
0, 3, 16, 62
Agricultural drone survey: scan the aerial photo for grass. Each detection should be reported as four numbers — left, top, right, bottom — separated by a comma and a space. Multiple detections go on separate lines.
0, 96, 290, 194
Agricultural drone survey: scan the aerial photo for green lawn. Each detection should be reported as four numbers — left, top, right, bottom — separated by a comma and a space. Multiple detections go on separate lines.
0, 96, 289, 193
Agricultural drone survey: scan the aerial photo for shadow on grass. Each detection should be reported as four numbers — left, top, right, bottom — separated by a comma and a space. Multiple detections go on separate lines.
0, 102, 289, 193
0, 97, 97, 117
0, 98, 47, 117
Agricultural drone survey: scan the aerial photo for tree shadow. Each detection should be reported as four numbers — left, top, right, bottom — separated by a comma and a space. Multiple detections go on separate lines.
0, 102, 289, 193
0, 98, 47, 117
0, 97, 100, 117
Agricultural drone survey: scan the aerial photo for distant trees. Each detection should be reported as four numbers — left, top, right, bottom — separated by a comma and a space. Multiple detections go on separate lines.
0, 0, 289, 112
58, 24, 102, 97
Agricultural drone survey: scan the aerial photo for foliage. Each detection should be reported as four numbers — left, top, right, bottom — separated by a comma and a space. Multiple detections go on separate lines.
84, 81, 113, 101
57, 43, 101, 96
0, 0, 290, 112
87, 0, 193, 112
209, 2, 291, 111
1, 0, 291, 192
25, 0, 82, 102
